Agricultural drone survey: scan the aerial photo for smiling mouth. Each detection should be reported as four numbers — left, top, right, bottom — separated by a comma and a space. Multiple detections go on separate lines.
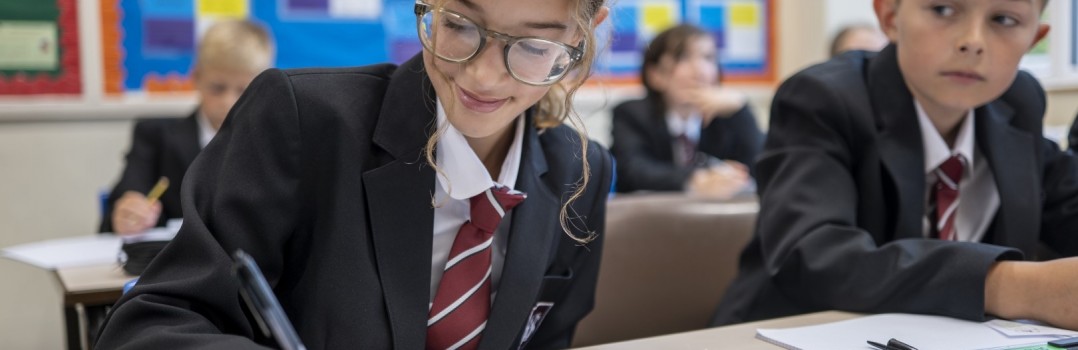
457, 86, 509, 113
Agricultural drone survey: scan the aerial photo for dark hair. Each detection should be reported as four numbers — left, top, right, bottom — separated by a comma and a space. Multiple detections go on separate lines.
639, 24, 718, 113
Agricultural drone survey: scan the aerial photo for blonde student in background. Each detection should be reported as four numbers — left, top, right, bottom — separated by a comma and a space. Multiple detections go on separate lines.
101, 20, 274, 235
95, 0, 613, 348
611, 24, 763, 199
714, 0, 1078, 331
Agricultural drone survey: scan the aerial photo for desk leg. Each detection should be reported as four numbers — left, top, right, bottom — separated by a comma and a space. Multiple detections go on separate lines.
64, 304, 81, 350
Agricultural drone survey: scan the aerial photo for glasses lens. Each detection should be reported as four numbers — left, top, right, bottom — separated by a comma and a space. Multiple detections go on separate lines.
419, 10, 481, 61
507, 39, 574, 85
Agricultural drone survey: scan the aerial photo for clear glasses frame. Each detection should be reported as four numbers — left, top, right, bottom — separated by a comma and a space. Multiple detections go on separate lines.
414, 1, 585, 86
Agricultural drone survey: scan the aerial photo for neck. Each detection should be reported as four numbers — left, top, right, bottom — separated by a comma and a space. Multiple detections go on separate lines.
918, 99, 967, 149
466, 122, 515, 181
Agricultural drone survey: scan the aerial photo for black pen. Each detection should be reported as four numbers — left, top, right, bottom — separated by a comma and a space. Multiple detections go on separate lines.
867, 338, 919, 350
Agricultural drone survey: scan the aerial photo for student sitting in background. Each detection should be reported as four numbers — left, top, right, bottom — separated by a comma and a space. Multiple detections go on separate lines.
713, 0, 1078, 331
829, 23, 888, 57
100, 20, 274, 235
611, 24, 763, 198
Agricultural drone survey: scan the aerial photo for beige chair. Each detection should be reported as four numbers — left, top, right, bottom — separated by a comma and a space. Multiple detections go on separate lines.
571, 193, 758, 347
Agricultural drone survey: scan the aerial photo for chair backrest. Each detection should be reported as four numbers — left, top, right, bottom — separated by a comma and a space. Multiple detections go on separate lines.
571, 193, 758, 347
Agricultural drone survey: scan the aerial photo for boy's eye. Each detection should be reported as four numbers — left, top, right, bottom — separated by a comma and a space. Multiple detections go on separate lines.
931, 5, 955, 17
992, 15, 1019, 27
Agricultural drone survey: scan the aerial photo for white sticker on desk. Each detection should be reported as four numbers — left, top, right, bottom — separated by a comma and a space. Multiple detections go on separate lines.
986, 319, 1078, 338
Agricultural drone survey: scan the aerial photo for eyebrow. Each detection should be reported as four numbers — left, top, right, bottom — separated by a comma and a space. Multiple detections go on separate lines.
455, 0, 569, 32
1002, 0, 1035, 6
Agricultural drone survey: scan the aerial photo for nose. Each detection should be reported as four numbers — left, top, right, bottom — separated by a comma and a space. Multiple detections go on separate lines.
464, 36, 510, 87
957, 21, 985, 56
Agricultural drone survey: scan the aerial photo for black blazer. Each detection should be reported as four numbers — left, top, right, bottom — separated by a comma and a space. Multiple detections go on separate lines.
610, 96, 763, 192
99, 112, 201, 233
94, 54, 613, 349
712, 45, 1078, 326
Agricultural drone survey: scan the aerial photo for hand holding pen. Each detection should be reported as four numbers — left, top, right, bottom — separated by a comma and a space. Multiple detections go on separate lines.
111, 177, 168, 235
868, 338, 918, 350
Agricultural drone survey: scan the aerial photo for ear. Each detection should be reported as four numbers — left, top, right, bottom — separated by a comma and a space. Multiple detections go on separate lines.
1031, 23, 1051, 51
591, 6, 610, 29
874, 0, 899, 43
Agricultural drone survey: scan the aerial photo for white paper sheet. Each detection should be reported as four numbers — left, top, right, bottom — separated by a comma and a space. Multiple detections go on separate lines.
1, 235, 121, 270
756, 313, 1075, 350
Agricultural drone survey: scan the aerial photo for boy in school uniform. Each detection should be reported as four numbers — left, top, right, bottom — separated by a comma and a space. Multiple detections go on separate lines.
713, 0, 1078, 330
101, 20, 273, 235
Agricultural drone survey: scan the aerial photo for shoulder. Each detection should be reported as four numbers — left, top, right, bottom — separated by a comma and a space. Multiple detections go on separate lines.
999, 70, 1046, 119
539, 125, 612, 179
267, 64, 398, 105
132, 116, 187, 135
779, 52, 870, 101
612, 98, 652, 119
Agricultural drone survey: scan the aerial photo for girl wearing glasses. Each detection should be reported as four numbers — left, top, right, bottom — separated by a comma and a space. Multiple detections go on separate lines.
96, 0, 611, 349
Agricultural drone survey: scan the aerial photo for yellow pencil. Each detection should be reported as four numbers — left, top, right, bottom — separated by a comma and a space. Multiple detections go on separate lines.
145, 176, 170, 204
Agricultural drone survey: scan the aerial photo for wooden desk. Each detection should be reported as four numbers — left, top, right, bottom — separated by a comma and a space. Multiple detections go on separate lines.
574, 311, 861, 349
54, 264, 131, 350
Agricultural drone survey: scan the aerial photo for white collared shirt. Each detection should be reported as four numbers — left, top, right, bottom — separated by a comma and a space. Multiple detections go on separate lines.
666, 111, 702, 142
916, 101, 999, 242
195, 112, 217, 149
429, 99, 525, 303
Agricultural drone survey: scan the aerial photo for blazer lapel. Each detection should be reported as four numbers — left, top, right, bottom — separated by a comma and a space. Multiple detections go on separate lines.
480, 112, 560, 350
868, 45, 925, 240
363, 54, 438, 349
177, 111, 202, 165
644, 96, 676, 162
975, 101, 1039, 253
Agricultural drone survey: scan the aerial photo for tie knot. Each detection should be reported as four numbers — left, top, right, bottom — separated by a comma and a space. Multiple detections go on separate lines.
468, 186, 526, 233
937, 155, 965, 186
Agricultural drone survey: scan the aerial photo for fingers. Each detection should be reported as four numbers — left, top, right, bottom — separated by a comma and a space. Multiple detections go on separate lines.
688, 167, 748, 199
111, 192, 161, 235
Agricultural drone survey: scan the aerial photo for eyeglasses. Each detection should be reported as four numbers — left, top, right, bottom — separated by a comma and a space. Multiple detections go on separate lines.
414, 1, 584, 86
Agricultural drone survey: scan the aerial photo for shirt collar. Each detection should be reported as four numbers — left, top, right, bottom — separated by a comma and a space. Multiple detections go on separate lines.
435, 99, 524, 200
195, 112, 217, 149
916, 101, 975, 173
666, 110, 702, 141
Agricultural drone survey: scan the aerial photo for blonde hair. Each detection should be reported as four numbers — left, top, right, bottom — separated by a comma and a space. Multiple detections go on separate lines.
195, 20, 274, 74
422, 0, 607, 244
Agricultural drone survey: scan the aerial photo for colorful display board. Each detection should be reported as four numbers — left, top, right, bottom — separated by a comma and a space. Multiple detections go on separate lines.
0, 0, 81, 95
100, 0, 775, 95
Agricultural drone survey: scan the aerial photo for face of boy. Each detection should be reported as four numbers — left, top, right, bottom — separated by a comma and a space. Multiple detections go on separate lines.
195, 67, 261, 131
650, 35, 720, 109
875, 0, 1049, 120
423, 0, 581, 145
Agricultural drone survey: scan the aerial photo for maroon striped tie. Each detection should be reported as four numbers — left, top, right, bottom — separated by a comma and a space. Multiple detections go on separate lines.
933, 155, 965, 241
427, 186, 526, 350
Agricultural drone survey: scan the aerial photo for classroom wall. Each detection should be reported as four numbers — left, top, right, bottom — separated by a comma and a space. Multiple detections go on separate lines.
1, 0, 1076, 348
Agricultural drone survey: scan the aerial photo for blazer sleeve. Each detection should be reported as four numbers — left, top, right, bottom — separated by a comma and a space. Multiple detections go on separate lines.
610, 101, 693, 192
1040, 137, 1078, 256
756, 73, 1019, 321
698, 103, 765, 178
525, 141, 613, 349
95, 68, 305, 349
100, 120, 165, 233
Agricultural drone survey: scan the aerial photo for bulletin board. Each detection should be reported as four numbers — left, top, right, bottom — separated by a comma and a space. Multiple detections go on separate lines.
602, 0, 776, 84
99, 0, 776, 96
0, 0, 81, 95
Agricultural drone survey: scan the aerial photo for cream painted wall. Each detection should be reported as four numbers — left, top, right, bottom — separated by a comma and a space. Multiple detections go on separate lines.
0, 120, 132, 349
